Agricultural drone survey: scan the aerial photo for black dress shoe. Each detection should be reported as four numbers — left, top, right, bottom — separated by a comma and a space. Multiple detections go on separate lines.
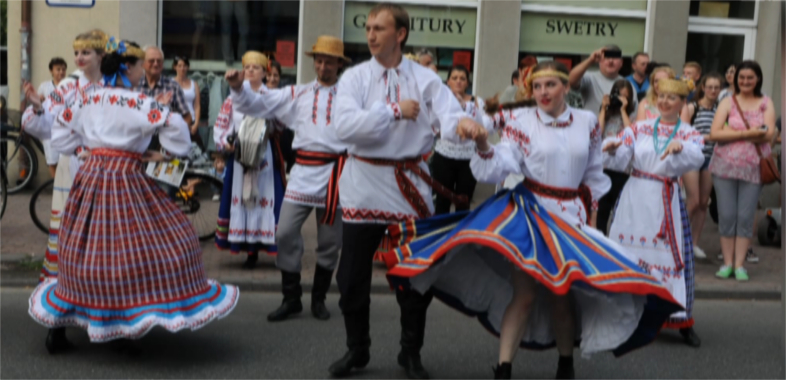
267, 299, 303, 322
45, 328, 74, 354
556, 356, 574, 379
397, 351, 430, 379
109, 339, 142, 357
328, 349, 370, 377
680, 327, 701, 348
311, 300, 330, 320
242, 252, 259, 269
493, 362, 512, 379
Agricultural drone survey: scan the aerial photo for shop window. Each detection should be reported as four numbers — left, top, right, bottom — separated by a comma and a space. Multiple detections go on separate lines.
161, 0, 299, 85
343, 2, 477, 84
685, 32, 745, 75
522, 0, 647, 12
689, 0, 756, 20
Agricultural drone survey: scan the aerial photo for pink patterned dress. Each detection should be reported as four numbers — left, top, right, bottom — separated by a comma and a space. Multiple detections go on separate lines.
708, 96, 771, 184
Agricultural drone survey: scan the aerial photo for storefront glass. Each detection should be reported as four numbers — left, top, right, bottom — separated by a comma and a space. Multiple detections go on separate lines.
161, 0, 299, 85
689, 0, 756, 20
343, 1, 477, 83
522, 0, 647, 11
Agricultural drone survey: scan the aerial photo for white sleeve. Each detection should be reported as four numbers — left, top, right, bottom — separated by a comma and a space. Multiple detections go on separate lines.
470, 140, 525, 184
602, 126, 635, 173
159, 113, 193, 157
213, 98, 234, 152
50, 91, 86, 155
332, 68, 397, 145
663, 126, 705, 176
424, 81, 466, 138
581, 118, 612, 209
230, 82, 297, 126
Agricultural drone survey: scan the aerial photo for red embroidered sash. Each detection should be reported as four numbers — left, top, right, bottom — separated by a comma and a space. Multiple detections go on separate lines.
523, 178, 592, 224
630, 169, 684, 271
90, 148, 142, 160
353, 155, 468, 219
295, 150, 347, 225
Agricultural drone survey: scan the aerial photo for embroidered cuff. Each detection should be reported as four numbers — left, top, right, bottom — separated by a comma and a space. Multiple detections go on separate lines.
389, 103, 402, 121
591, 199, 599, 211
476, 147, 494, 160
74, 146, 90, 155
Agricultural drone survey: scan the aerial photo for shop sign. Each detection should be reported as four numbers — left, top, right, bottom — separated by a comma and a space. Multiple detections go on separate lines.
344, 2, 476, 49
520, 13, 644, 55
522, 0, 647, 11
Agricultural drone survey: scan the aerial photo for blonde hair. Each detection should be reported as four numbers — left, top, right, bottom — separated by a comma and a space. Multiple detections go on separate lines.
72, 29, 109, 53
645, 66, 676, 104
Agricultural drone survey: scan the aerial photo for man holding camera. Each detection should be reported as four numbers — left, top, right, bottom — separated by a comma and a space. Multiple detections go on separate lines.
569, 44, 638, 119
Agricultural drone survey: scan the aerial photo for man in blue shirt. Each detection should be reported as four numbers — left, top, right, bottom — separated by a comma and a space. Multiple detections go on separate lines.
626, 52, 650, 102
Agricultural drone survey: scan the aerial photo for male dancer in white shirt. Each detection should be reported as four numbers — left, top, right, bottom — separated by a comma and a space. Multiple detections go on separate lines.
224, 36, 350, 322
326, 3, 472, 379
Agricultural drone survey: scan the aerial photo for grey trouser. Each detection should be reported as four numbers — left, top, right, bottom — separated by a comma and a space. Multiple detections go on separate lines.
712, 176, 762, 238
275, 201, 342, 273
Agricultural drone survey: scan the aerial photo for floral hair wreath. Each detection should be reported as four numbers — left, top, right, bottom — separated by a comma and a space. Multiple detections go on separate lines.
102, 36, 144, 88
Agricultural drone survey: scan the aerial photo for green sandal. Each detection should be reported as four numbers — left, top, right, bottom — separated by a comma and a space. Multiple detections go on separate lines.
735, 267, 749, 281
715, 266, 733, 279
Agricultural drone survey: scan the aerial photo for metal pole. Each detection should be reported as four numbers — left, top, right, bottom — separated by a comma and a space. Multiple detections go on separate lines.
19, 0, 31, 111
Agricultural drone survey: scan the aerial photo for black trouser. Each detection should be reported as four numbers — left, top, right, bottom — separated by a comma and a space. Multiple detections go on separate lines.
430, 152, 477, 215
596, 169, 630, 235
280, 129, 296, 173
336, 223, 434, 353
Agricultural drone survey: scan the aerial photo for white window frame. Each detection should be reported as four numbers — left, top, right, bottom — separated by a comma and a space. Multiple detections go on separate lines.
687, 24, 758, 60
687, 0, 759, 28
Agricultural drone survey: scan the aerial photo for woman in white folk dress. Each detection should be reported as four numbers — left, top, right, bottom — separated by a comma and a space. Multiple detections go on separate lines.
604, 78, 704, 348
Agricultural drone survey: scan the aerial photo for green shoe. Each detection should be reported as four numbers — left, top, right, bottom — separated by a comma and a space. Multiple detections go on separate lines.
735, 267, 749, 281
715, 266, 733, 279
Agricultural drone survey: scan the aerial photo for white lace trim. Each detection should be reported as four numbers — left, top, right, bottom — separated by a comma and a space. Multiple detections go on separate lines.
434, 138, 475, 160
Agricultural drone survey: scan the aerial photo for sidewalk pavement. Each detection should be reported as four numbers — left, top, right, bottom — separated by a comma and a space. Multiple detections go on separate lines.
2, 186, 782, 300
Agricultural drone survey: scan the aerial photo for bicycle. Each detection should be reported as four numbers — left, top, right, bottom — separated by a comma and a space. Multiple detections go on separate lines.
1, 122, 40, 194
30, 161, 222, 241
0, 165, 7, 219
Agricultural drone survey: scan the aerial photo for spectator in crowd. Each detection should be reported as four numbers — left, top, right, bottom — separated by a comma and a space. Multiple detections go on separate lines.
709, 60, 776, 281
499, 56, 537, 103
636, 65, 676, 121
681, 72, 724, 259
137, 46, 192, 125
569, 44, 638, 118
719, 63, 736, 101
36, 57, 68, 178
267, 60, 296, 173
510, 69, 519, 87
417, 48, 433, 67
683, 61, 703, 101
627, 52, 650, 102
173, 56, 203, 149
595, 79, 635, 234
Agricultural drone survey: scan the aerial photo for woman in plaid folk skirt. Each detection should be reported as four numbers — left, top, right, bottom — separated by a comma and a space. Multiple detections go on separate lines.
28, 40, 239, 354
604, 79, 704, 347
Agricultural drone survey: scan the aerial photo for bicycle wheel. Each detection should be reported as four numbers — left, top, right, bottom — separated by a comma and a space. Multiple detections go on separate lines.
30, 179, 55, 235
174, 172, 223, 241
1, 136, 38, 193
0, 167, 7, 220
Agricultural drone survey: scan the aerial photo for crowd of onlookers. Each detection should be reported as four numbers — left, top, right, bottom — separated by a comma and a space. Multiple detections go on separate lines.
493, 44, 781, 281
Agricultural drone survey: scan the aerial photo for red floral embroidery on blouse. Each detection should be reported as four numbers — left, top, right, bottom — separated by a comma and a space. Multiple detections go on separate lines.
127, 98, 137, 108
109, 95, 119, 105
92, 95, 101, 104
62, 108, 73, 123
148, 109, 162, 124
138, 94, 147, 99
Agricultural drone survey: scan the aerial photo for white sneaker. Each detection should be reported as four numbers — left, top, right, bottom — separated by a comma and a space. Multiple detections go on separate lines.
693, 246, 707, 259
212, 194, 220, 202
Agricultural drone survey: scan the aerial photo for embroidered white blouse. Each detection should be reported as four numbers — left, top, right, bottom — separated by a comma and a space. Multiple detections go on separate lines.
230, 80, 348, 207
52, 88, 190, 156
443, 106, 610, 227
330, 57, 466, 224
434, 97, 487, 160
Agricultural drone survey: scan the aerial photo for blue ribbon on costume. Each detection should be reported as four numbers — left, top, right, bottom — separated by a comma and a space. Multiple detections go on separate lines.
103, 39, 132, 87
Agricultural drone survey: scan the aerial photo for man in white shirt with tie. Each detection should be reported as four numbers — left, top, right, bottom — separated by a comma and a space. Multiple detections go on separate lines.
327, 3, 471, 379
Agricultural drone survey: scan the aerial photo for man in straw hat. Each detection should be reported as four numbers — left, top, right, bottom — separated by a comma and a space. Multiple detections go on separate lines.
224, 35, 350, 323
323, 3, 477, 379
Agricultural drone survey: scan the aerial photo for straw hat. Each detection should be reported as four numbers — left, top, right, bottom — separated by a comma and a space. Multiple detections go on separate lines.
305, 35, 351, 63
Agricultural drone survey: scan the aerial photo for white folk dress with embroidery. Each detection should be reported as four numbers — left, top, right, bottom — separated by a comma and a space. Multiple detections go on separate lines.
434, 97, 486, 160
51, 88, 190, 155
435, 106, 664, 354
464, 106, 609, 226
213, 81, 282, 246
604, 118, 704, 319
332, 57, 467, 224
230, 80, 347, 208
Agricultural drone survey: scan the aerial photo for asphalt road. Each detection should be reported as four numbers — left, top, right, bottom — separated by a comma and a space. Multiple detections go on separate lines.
1, 289, 783, 379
